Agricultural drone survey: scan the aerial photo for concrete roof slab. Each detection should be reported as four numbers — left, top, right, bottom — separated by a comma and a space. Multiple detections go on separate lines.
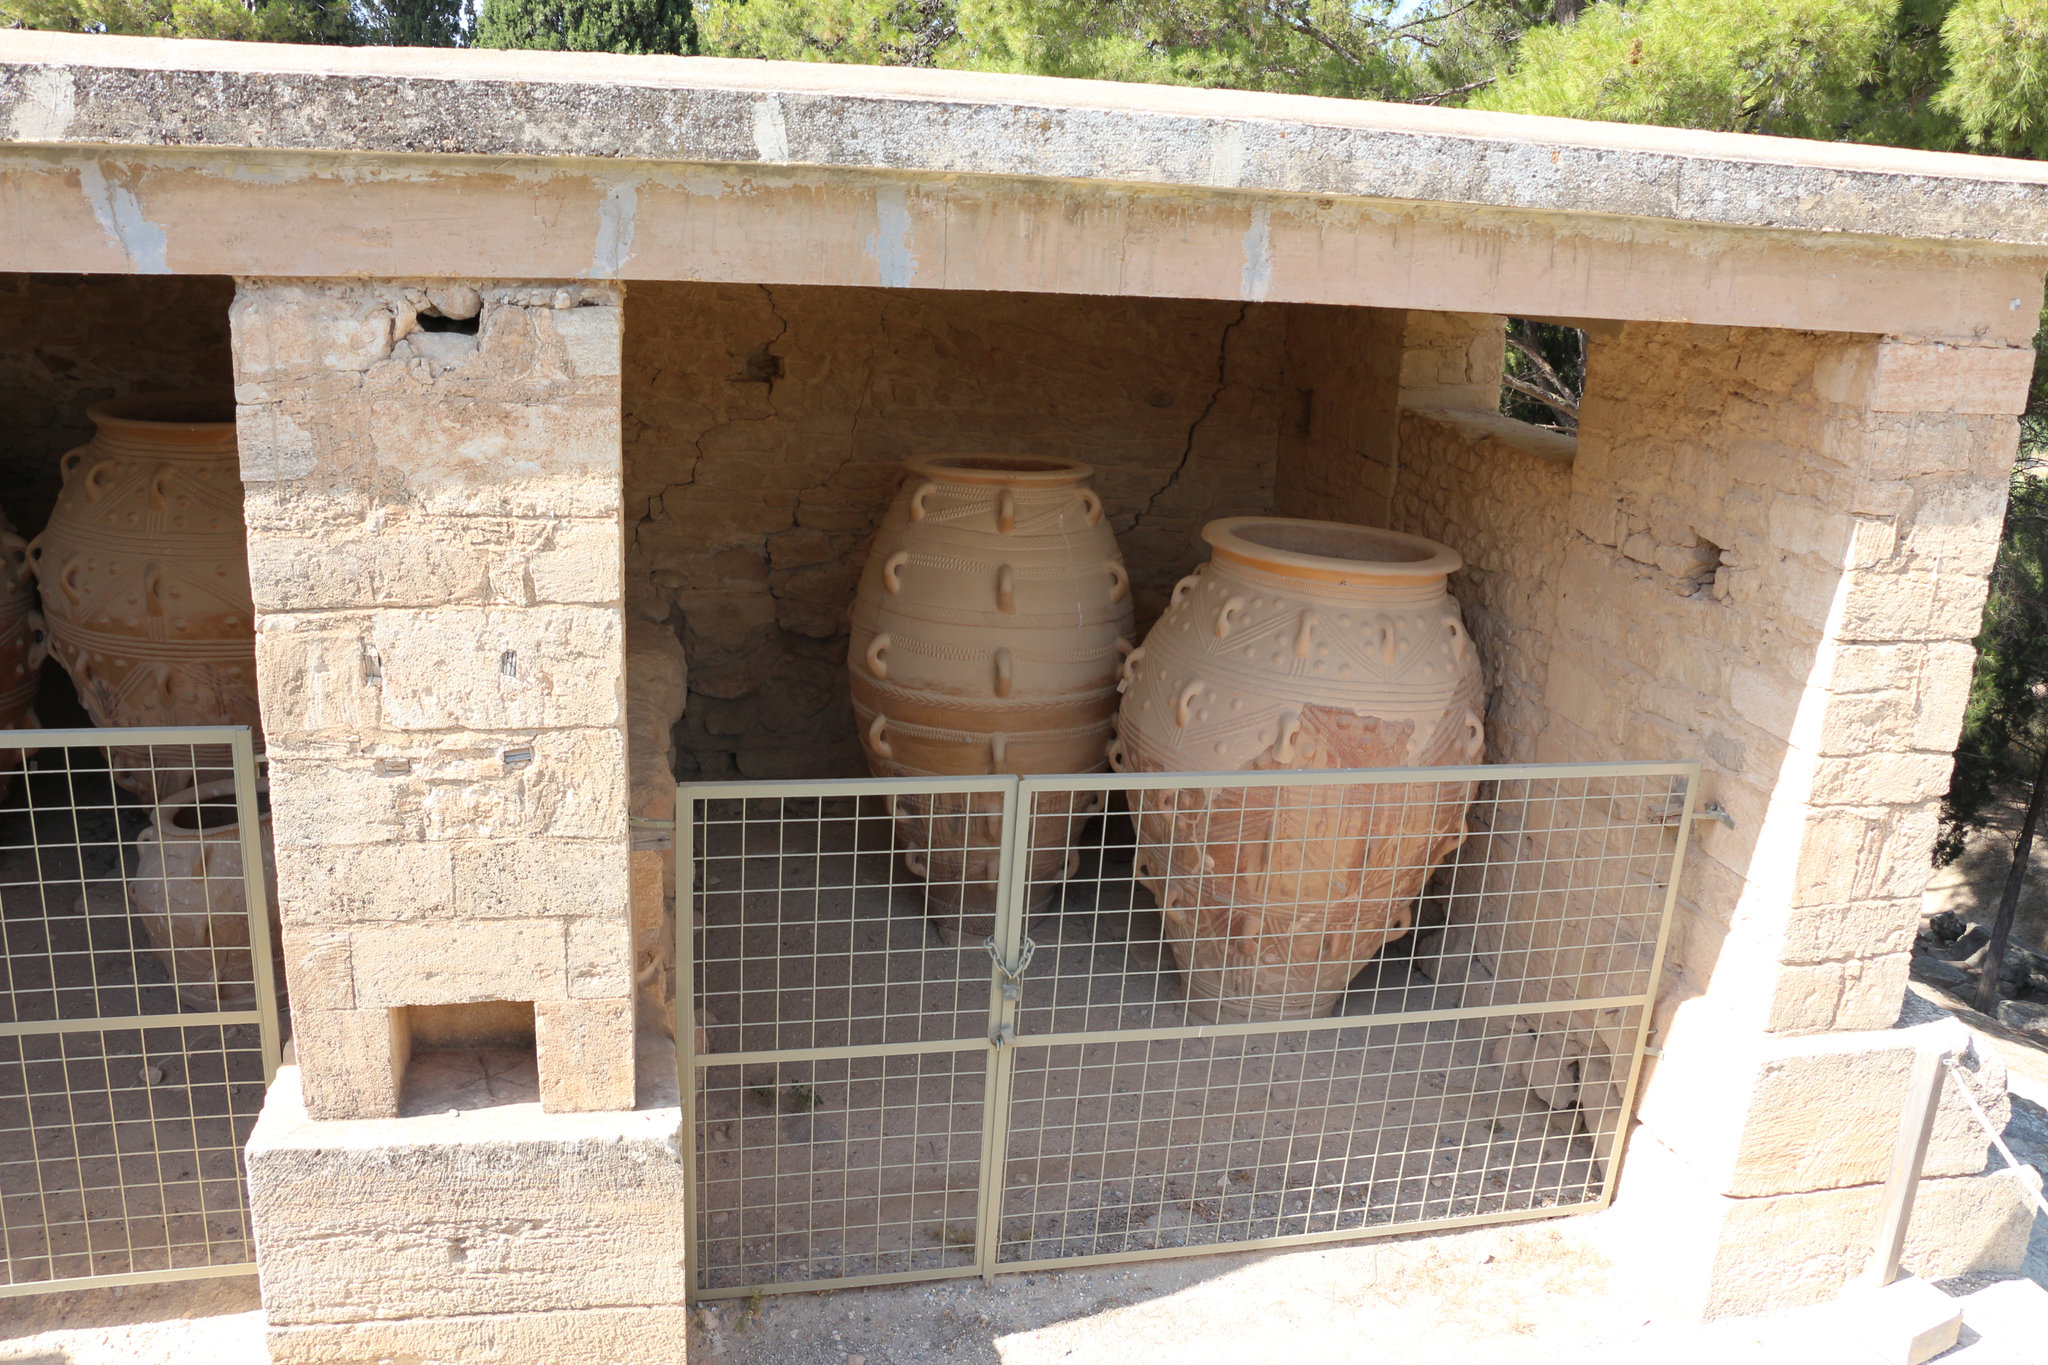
5, 32, 2048, 248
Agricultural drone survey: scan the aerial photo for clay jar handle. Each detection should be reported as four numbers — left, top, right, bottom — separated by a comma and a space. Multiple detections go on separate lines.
144, 562, 165, 617
1170, 571, 1202, 606
22, 608, 46, 671
993, 647, 1013, 698
996, 565, 1016, 614
996, 489, 1016, 534
882, 552, 910, 595
1106, 562, 1129, 604
1078, 489, 1104, 527
1175, 681, 1204, 728
1214, 595, 1245, 639
82, 459, 116, 504
867, 715, 894, 759
1274, 710, 1304, 764
864, 633, 891, 679
58, 557, 84, 608
149, 464, 174, 511
907, 481, 939, 521
1117, 643, 1144, 694
0, 532, 29, 586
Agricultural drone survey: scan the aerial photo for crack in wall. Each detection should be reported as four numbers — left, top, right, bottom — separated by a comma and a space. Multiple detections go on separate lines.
1130, 302, 1251, 531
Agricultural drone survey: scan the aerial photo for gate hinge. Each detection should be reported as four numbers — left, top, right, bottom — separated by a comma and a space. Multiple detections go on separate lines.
991, 1022, 1016, 1049
985, 936, 1037, 1002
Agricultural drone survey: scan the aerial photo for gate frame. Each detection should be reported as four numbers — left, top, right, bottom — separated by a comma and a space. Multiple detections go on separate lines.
678, 759, 1698, 1298
0, 725, 282, 1298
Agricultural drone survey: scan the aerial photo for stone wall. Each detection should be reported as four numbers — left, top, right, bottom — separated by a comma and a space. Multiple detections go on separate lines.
0, 272, 235, 541
1391, 408, 1574, 765
623, 282, 1293, 781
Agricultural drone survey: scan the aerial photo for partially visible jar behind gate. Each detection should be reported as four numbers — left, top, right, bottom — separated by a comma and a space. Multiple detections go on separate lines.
849, 455, 1134, 944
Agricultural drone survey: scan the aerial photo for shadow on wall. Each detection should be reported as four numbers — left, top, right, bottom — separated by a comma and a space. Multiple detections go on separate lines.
624, 282, 1288, 783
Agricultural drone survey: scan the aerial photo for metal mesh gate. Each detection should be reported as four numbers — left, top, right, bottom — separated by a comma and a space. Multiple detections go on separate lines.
678, 761, 1695, 1296
0, 727, 280, 1297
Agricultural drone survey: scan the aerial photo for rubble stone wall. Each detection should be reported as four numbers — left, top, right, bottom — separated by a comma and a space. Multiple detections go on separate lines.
1391, 408, 1575, 765
623, 282, 1295, 781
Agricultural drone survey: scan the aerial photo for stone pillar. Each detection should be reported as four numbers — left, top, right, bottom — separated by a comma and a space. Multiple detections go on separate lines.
233, 278, 634, 1118
234, 280, 687, 1364
1547, 322, 2041, 1315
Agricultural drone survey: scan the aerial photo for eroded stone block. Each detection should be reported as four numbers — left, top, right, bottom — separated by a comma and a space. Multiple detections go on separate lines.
535, 996, 636, 1112
247, 1059, 683, 1324
292, 1006, 409, 1120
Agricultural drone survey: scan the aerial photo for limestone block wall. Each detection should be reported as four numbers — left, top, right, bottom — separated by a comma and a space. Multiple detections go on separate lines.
234, 278, 636, 1119
624, 282, 1293, 780
1550, 324, 2016, 1039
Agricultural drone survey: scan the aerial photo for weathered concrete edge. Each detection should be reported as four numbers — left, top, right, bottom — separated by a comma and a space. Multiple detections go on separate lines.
5, 33, 2048, 247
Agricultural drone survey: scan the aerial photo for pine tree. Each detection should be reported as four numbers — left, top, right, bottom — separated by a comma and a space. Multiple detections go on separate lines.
472, 0, 695, 52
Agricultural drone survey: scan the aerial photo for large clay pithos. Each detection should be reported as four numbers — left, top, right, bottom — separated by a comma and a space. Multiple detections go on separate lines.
0, 508, 48, 800
850, 455, 1135, 943
1112, 517, 1487, 1023
28, 392, 261, 800
133, 779, 281, 1012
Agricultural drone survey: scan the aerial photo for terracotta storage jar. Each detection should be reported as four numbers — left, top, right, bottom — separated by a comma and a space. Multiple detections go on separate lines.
0, 509, 48, 800
1112, 516, 1486, 1023
133, 779, 282, 1012
849, 455, 1134, 943
27, 393, 261, 799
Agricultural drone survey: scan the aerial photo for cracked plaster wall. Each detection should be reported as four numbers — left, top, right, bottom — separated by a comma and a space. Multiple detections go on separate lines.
624, 281, 1295, 780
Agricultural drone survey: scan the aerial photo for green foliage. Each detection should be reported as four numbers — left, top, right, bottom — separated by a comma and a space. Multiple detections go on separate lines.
1937, 448, 2048, 864
0, 0, 358, 41
1476, 0, 1901, 136
950, 0, 1429, 96
697, 0, 943, 64
356, 0, 474, 45
1500, 318, 1584, 430
1934, 0, 2048, 157
472, 0, 694, 51
697, 0, 1509, 95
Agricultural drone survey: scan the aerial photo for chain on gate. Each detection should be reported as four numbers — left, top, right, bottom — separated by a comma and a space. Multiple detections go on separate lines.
678, 761, 1696, 1297
0, 728, 281, 1297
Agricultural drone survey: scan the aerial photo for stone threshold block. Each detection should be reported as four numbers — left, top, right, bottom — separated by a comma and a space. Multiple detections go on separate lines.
1636, 1014, 2010, 1198
248, 1032, 686, 1358
267, 1306, 695, 1365
1605, 1124, 2039, 1320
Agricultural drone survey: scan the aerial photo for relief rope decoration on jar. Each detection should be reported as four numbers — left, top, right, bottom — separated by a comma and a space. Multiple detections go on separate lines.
1113, 516, 1487, 1024
27, 392, 262, 800
849, 454, 1134, 945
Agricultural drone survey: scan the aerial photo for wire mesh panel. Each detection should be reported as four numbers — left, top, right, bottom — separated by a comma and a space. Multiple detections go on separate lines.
0, 728, 280, 1297
680, 779, 1013, 1295
680, 761, 1693, 1295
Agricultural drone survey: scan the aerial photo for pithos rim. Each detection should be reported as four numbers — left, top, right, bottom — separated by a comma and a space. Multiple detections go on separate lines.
86, 389, 238, 436
903, 453, 1095, 489
1202, 516, 1462, 585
